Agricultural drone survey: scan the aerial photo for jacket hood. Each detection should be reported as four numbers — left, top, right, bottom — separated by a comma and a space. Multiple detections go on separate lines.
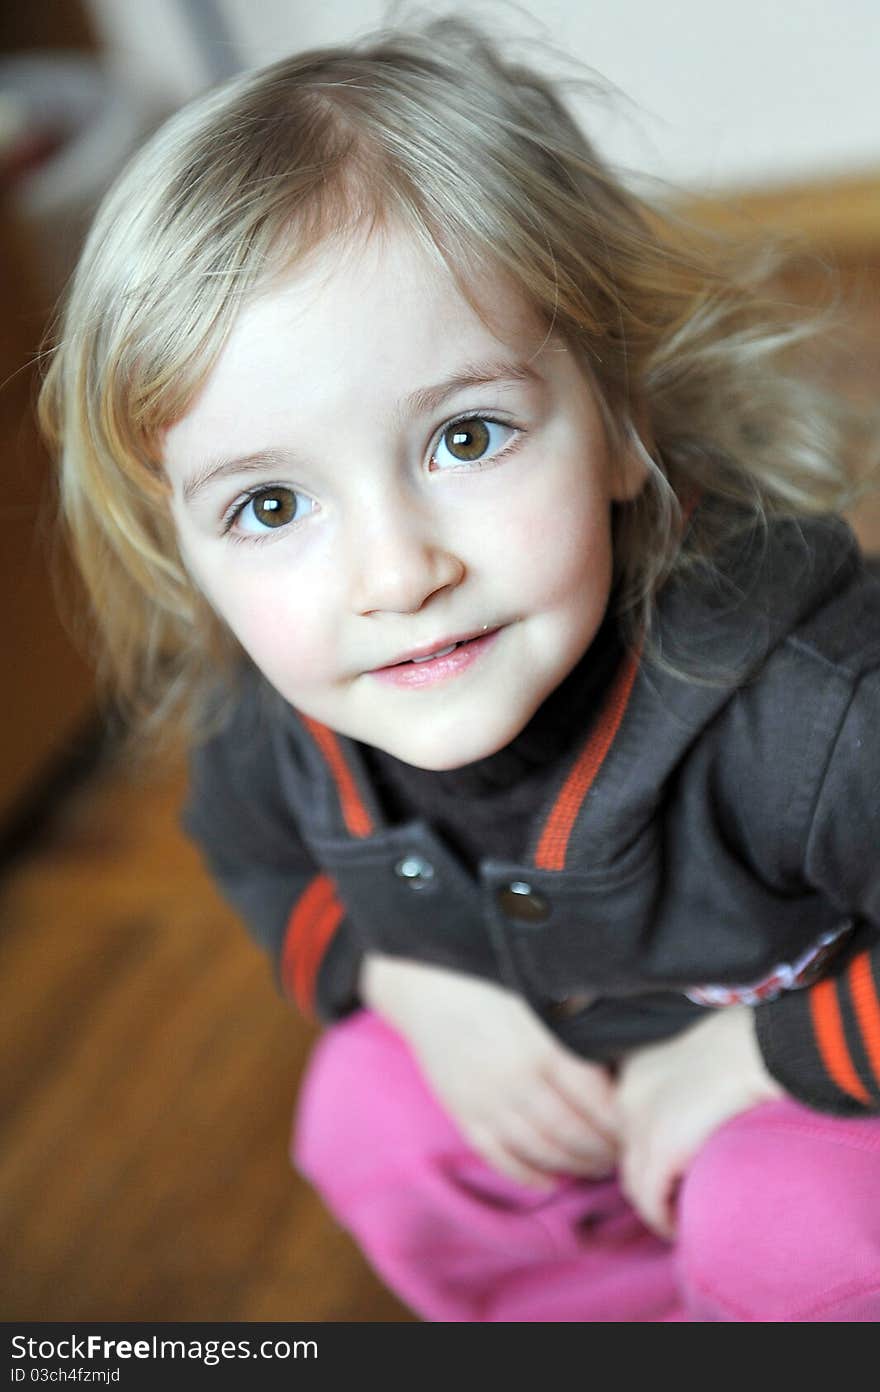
650, 511, 862, 691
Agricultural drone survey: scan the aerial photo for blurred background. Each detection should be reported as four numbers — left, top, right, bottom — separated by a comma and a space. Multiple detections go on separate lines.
1, 0, 878, 1321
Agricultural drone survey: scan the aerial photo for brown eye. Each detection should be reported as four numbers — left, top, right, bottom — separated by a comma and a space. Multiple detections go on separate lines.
251, 488, 298, 527
442, 419, 491, 462
432, 417, 517, 471
232, 485, 313, 537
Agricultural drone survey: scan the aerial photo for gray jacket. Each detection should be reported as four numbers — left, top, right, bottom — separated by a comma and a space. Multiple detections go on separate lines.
183, 514, 880, 1115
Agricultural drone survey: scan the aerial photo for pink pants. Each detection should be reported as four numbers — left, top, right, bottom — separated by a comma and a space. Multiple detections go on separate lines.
292, 1011, 880, 1321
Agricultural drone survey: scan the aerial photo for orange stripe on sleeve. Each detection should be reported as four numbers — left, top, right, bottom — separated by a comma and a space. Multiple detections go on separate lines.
295, 895, 346, 1015
281, 873, 346, 1014
301, 716, 374, 838
534, 646, 641, 872
847, 953, 880, 1096
808, 977, 872, 1106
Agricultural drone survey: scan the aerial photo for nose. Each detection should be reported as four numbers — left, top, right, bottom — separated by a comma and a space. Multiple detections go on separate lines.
348, 497, 465, 616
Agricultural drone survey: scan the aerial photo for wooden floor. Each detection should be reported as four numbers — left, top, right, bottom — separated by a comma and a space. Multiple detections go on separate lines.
0, 750, 413, 1321
1, 253, 879, 1324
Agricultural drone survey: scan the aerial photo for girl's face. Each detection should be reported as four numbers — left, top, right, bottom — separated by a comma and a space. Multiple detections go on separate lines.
163, 224, 645, 769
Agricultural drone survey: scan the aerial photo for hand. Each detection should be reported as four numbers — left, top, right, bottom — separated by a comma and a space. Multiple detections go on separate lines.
615, 1006, 784, 1239
360, 954, 618, 1189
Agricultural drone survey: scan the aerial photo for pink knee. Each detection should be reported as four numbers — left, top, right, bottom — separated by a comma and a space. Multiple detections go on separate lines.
292, 1010, 463, 1201
292, 1009, 579, 1260
676, 1100, 880, 1321
291, 1011, 678, 1321
291, 1011, 572, 1319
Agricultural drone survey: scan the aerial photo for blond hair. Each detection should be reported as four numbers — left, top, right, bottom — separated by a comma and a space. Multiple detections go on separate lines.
39, 16, 865, 750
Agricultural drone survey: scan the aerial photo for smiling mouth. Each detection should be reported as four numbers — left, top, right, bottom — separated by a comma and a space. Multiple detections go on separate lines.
365, 627, 503, 687
382, 629, 499, 669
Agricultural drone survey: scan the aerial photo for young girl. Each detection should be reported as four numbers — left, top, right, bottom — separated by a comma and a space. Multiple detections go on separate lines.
40, 19, 880, 1322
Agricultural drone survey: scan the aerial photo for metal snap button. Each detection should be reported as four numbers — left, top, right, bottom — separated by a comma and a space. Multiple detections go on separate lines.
497, 880, 551, 922
394, 854, 436, 889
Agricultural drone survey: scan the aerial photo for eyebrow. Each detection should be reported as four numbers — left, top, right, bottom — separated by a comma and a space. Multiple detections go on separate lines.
181, 448, 299, 505
180, 358, 542, 505
396, 357, 542, 423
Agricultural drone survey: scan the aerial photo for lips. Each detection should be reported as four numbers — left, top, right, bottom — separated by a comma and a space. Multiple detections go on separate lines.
368, 627, 503, 688
379, 628, 498, 670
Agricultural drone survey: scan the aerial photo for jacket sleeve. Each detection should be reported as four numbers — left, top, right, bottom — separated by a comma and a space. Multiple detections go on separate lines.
181, 692, 364, 1023
755, 667, 880, 1114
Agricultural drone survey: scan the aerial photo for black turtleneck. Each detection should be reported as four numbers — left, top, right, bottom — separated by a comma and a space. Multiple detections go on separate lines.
358, 610, 623, 874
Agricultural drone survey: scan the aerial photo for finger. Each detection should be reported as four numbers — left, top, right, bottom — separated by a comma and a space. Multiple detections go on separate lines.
619, 1143, 678, 1241
496, 1112, 612, 1181
544, 1050, 619, 1143
467, 1124, 559, 1191
519, 1088, 617, 1175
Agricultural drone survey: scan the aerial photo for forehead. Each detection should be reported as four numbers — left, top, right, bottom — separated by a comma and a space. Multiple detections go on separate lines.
268, 219, 546, 347
164, 223, 551, 458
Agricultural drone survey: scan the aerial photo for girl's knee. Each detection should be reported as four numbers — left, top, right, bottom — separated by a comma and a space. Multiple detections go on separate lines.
291, 1012, 617, 1319
291, 1009, 462, 1199
676, 1101, 880, 1320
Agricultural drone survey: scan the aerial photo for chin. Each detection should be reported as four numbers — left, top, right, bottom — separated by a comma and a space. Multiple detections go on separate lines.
380, 713, 531, 772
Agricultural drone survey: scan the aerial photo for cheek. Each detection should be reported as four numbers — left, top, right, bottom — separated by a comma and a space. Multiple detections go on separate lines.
233, 603, 335, 687
184, 551, 338, 687
491, 486, 612, 609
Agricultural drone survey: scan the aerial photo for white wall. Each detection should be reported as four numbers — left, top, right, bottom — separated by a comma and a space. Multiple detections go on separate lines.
84, 0, 880, 193
85, 0, 211, 105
